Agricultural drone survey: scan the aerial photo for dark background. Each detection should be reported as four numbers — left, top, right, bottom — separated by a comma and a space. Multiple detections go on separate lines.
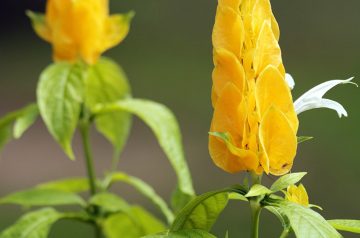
1, 0, 360, 237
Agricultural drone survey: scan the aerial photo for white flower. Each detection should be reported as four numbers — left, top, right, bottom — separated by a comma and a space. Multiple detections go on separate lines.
285, 73, 295, 90
291, 77, 356, 118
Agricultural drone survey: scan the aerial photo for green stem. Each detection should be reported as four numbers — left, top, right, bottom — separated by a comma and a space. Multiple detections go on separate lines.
249, 172, 262, 238
79, 119, 102, 238
79, 121, 97, 196
250, 199, 261, 238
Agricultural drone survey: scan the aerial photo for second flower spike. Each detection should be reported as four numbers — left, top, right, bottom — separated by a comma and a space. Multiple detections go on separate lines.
27, 0, 134, 65
209, 0, 299, 176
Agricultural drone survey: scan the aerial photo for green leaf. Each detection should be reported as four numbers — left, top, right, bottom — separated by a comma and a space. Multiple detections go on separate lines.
0, 104, 38, 152
93, 99, 195, 203
245, 184, 272, 197
270, 172, 307, 192
105, 172, 174, 224
265, 206, 290, 230
0, 188, 85, 207
297, 136, 314, 144
89, 192, 129, 213
102, 206, 166, 238
328, 220, 360, 234
273, 201, 342, 238
170, 187, 243, 231
13, 104, 39, 139
143, 229, 217, 238
37, 62, 84, 160
85, 58, 132, 158
36, 178, 89, 193
0, 208, 63, 238
228, 192, 247, 201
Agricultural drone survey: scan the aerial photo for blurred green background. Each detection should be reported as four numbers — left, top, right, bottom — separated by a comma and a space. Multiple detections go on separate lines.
1, 0, 360, 237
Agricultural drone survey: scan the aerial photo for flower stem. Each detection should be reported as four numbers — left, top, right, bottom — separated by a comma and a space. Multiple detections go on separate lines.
79, 118, 102, 238
250, 198, 261, 238
79, 120, 97, 196
249, 172, 262, 238
279, 228, 290, 238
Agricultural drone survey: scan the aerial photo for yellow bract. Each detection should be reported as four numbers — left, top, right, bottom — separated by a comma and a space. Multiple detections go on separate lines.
29, 0, 133, 65
209, 0, 298, 175
285, 184, 309, 207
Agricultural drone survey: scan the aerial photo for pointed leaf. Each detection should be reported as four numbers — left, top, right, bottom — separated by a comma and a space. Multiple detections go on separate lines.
328, 220, 360, 234
270, 172, 307, 192
37, 62, 84, 160
0, 188, 85, 207
13, 104, 39, 139
245, 184, 272, 197
0, 208, 63, 238
89, 192, 129, 213
93, 99, 195, 205
36, 178, 90, 193
85, 58, 132, 157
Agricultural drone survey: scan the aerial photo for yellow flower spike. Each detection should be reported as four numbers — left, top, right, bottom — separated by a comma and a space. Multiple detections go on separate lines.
255, 65, 299, 132
285, 184, 309, 207
28, 0, 134, 65
259, 106, 297, 175
210, 0, 298, 175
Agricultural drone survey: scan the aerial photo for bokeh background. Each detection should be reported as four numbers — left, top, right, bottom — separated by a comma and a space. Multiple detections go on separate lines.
1, 0, 360, 237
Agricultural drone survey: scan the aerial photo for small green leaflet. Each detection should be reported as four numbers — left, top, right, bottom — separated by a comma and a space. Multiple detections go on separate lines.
245, 184, 272, 198
328, 219, 360, 234
89, 192, 129, 213
270, 172, 307, 192
13, 104, 39, 139
0, 208, 64, 238
37, 62, 84, 160
0, 103, 38, 153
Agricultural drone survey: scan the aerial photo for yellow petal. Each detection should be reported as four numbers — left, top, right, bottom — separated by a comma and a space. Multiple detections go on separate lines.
251, 0, 280, 40
212, 48, 245, 106
253, 21, 282, 76
286, 184, 309, 206
259, 106, 297, 175
213, 6, 244, 58
101, 12, 135, 52
26, 11, 52, 42
255, 65, 299, 132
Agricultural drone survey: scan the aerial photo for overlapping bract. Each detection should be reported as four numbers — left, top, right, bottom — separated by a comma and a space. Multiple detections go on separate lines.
209, 0, 298, 175
29, 0, 133, 64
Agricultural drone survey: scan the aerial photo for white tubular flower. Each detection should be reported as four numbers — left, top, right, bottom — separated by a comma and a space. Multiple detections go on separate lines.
294, 77, 357, 117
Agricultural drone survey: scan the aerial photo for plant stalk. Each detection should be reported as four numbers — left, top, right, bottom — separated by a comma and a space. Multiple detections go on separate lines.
279, 228, 290, 238
80, 121, 97, 196
79, 119, 102, 238
249, 172, 262, 238
250, 199, 261, 238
